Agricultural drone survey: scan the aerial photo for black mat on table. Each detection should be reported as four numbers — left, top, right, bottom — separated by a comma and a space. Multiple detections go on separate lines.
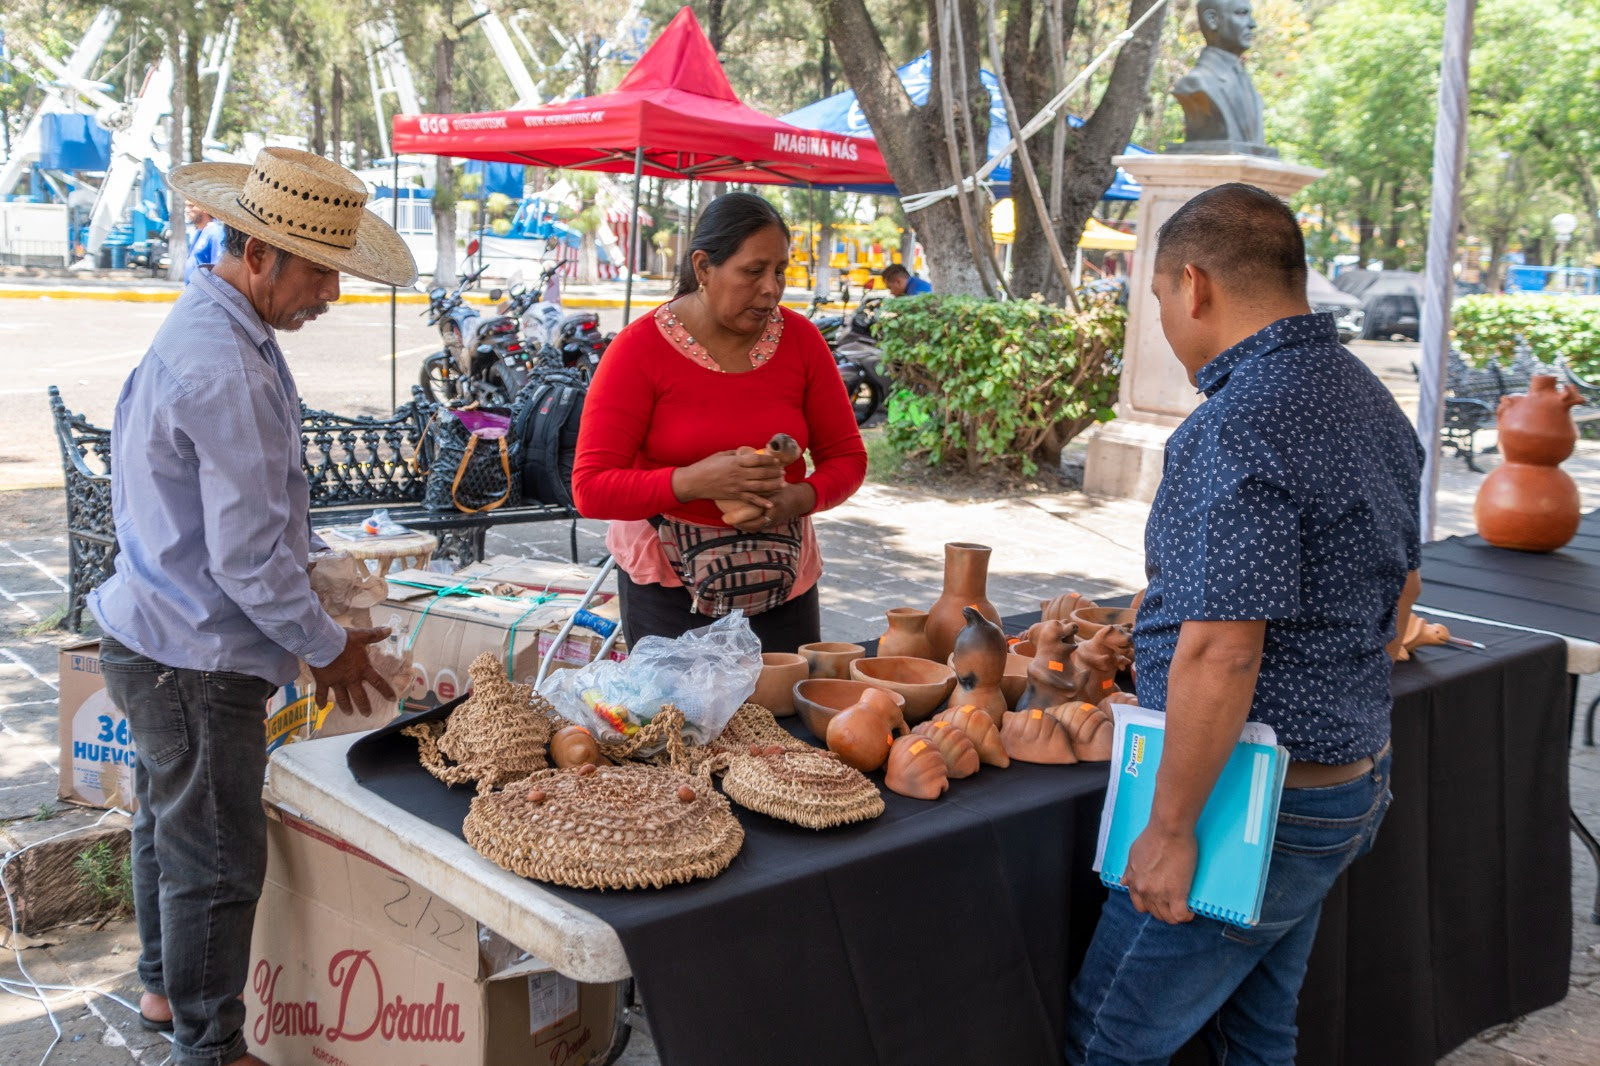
346, 617, 1571, 1066
1419, 507, 1600, 642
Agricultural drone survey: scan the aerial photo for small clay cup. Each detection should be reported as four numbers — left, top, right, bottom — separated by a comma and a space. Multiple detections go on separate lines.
1000, 652, 1032, 709
793, 678, 906, 742
752, 652, 809, 715
1009, 639, 1038, 659
850, 656, 958, 723
798, 641, 867, 680
1070, 606, 1137, 640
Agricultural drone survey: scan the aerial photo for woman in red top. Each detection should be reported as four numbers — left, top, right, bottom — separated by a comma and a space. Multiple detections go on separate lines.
572, 193, 867, 652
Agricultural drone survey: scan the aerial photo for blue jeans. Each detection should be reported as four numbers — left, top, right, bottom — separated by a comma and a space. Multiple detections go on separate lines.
1065, 748, 1393, 1066
99, 636, 276, 1066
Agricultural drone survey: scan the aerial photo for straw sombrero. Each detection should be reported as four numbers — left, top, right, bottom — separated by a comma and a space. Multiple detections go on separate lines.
168, 146, 417, 287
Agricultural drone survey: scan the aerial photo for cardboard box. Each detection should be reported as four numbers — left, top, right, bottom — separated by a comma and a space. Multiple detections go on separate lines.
378, 571, 626, 711
57, 644, 384, 811
454, 555, 620, 600
248, 806, 620, 1066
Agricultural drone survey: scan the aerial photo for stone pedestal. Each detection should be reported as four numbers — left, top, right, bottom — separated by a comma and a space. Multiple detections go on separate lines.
1083, 153, 1324, 501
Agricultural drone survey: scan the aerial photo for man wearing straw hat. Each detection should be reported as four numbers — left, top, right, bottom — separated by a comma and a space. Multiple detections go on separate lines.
89, 147, 417, 1066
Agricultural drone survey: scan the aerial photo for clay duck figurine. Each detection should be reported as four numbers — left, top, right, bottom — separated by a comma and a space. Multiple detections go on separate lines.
1015, 619, 1082, 712
951, 606, 1009, 725
1072, 625, 1133, 705
715, 433, 803, 525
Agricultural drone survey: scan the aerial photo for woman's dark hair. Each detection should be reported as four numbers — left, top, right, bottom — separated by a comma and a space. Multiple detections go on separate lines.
674, 192, 790, 298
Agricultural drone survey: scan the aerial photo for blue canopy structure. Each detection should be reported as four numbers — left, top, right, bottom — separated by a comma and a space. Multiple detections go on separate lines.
780, 52, 1147, 201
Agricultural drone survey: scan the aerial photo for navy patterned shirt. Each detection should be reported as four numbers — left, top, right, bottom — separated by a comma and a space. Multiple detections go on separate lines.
1134, 313, 1423, 763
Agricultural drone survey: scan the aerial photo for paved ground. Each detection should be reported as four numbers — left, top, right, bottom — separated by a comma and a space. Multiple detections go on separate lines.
2, 313, 1599, 1062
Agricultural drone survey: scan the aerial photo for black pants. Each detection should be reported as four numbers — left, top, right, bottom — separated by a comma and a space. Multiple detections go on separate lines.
617, 569, 822, 653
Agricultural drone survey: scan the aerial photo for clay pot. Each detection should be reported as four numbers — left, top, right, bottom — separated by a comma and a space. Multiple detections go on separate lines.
999, 653, 1031, 710
793, 678, 906, 743
1070, 606, 1137, 640
925, 543, 1002, 663
798, 641, 866, 680
1009, 639, 1037, 659
752, 653, 809, 715
885, 734, 950, 800
950, 606, 1009, 723
1476, 377, 1583, 552
879, 607, 936, 661
850, 656, 958, 723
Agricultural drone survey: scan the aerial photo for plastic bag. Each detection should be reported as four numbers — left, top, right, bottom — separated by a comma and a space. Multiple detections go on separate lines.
537, 611, 762, 747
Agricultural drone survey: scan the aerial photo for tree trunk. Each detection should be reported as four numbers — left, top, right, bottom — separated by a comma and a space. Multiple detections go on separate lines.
431, 18, 457, 288
1573, 156, 1600, 256
330, 68, 344, 166
706, 0, 728, 53
183, 29, 202, 164
309, 78, 326, 157
1381, 182, 1403, 266
1485, 226, 1509, 293
165, 28, 187, 282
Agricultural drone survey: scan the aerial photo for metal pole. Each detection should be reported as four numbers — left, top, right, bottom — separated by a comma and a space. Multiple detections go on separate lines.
1417, 0, 1477, 542
622, 145, 644, 324
390, 152, 399, 413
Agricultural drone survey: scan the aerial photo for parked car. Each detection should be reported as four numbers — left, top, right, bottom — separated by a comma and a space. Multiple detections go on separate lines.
1307, 268, 1364, 342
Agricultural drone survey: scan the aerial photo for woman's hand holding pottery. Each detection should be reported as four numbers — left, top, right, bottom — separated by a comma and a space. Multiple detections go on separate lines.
728, 481, 815, 532
672, 448, 785, 512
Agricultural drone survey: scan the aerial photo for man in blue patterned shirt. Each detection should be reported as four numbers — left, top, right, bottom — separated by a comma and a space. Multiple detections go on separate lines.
1066, 183, 1423, 1064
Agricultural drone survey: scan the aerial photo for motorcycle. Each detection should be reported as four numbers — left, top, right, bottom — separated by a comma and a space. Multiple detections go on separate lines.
419, 242, 532, 405
502, 261, 611, 379
811, 283, 893, 426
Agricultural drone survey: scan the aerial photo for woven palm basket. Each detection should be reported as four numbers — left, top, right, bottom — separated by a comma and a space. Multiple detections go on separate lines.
464, 764, 745, 889
720, 749, 884, 830
402, 652, 553, 794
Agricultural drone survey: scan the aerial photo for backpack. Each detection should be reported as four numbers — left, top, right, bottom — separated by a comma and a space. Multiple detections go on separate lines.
511, 369, 586, 507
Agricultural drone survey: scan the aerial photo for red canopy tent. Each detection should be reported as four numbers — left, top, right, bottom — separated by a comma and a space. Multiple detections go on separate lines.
392, 7, 894, 317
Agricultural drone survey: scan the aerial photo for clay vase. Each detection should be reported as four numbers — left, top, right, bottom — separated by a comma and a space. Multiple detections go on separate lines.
950, 606, 1009, 724
798, 641, 866, 680
879, 607, 936, 661
752, 652, 809, 715
1476, 375, 1583, 552
925, 543, 1002, 663
1016, 619, 1082, 712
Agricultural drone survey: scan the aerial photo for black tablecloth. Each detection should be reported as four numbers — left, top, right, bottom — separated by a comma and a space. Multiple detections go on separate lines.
1418, 507, 1600, 643
344, 617, 1570, 1066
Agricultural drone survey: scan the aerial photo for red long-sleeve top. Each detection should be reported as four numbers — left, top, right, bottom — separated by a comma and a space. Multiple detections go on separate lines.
572, 305, 867, 530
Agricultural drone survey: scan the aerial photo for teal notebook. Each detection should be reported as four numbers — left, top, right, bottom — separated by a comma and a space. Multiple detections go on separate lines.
1093, 704, 1289, 928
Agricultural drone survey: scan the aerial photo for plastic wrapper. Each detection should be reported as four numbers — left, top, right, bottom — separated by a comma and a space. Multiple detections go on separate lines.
537, 611, 762, 748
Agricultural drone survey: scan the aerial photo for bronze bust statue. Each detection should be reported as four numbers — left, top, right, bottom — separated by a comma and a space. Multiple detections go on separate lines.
1170, 0, 1277, 157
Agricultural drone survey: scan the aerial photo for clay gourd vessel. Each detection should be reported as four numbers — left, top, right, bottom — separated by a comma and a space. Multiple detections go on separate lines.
932, 704, 1010, 768
879, 607, 937, 661
752, 652, 809, 715
1047, 703, 1115, 762
549, 725, 606, 769
849, 656, 957, 723
1475, 375, 1584, 552
826, 705, 897, 772
1000, 708, 1078, 764
1072, 625, 1133, 705
792, 678, 907, 743
885, 734, 950, 800
925, 543, 1002, 663
798, 641, 867, 681
715, 434, 804, 525
950, 607, 1009, 724
1016, 620, 1082, 712
911, 720, 981, 779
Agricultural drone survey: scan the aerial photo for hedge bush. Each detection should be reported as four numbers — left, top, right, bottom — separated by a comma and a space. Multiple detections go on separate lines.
875, 292, 1124, 475
1452, 294, 1600, 378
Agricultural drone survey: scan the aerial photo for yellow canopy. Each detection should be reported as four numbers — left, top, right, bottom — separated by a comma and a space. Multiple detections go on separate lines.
990, 199, 1136, 250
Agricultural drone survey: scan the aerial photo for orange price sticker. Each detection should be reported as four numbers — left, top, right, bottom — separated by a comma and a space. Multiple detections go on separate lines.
911, 740, 928, 755
1048, 660, 1065, 672
1031, 709, 1044, 719
1102, 679, 1115, 690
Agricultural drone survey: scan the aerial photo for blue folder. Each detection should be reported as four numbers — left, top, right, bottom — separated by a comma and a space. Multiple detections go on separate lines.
1093, 704, 1289, 927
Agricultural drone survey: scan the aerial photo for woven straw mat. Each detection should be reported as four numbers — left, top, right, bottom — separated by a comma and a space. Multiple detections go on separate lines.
465, 764, 745, 889
720, 749, 884, 830
402, 652, 553, 793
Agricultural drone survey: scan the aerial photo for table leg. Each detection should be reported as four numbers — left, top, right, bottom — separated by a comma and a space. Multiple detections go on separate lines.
1571, 808, 1600, 924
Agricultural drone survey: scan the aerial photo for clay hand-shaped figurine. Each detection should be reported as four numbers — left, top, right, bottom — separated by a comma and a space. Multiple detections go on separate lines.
951, 606, 1009, 723
549, 724, 607, 769
1016, 619, 1081, 712
716, 433, 803, 526
911, 720, 981, 779
1041, 591, 1094, 623
1390, 613, 1452, 662
1000, 707, 1078, 764
1072, 626, 1133, 704
1048, 702, 1115, 762
885, 734, 950, 800
931, 704, 1009, 768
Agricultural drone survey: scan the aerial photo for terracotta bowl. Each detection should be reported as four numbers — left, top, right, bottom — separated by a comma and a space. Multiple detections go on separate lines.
752, 652, 809, 716
793, 678, 906, 742
798, 641, 867, 680
1009, 639, 1038, 659
1070, 606, 1137, 640
1000, 653, 1031, 709
849, 656, 958, 723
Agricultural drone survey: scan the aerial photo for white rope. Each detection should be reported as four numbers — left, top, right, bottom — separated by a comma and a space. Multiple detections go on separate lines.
900, 0, 1174, 214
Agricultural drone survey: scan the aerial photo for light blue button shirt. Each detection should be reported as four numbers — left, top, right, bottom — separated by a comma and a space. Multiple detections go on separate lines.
89, 267, 346, 685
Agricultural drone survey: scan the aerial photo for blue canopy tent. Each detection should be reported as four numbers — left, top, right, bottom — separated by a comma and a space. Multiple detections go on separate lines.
780, 52, 1148, 201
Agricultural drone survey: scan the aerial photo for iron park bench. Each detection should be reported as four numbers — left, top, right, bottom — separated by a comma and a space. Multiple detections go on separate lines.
1441, 345, 1600, 471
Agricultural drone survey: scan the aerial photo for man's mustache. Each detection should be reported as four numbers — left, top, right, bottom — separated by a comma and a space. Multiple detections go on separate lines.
290, 303, 331, 323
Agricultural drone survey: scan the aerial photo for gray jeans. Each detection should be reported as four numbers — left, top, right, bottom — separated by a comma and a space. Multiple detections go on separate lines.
99, 636, 275, 1066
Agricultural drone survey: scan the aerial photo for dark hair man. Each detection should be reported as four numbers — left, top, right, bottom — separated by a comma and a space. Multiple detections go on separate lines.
1065, 183, 1423, 1064
881, 262, 931, 296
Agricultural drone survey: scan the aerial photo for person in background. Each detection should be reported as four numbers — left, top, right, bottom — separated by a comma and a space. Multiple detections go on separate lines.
881, 262, 932, 296
93, 147, 416, 1066
572, 192, 867, 652
1064, 183, 1422, 1064
183, 199, 227, 284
